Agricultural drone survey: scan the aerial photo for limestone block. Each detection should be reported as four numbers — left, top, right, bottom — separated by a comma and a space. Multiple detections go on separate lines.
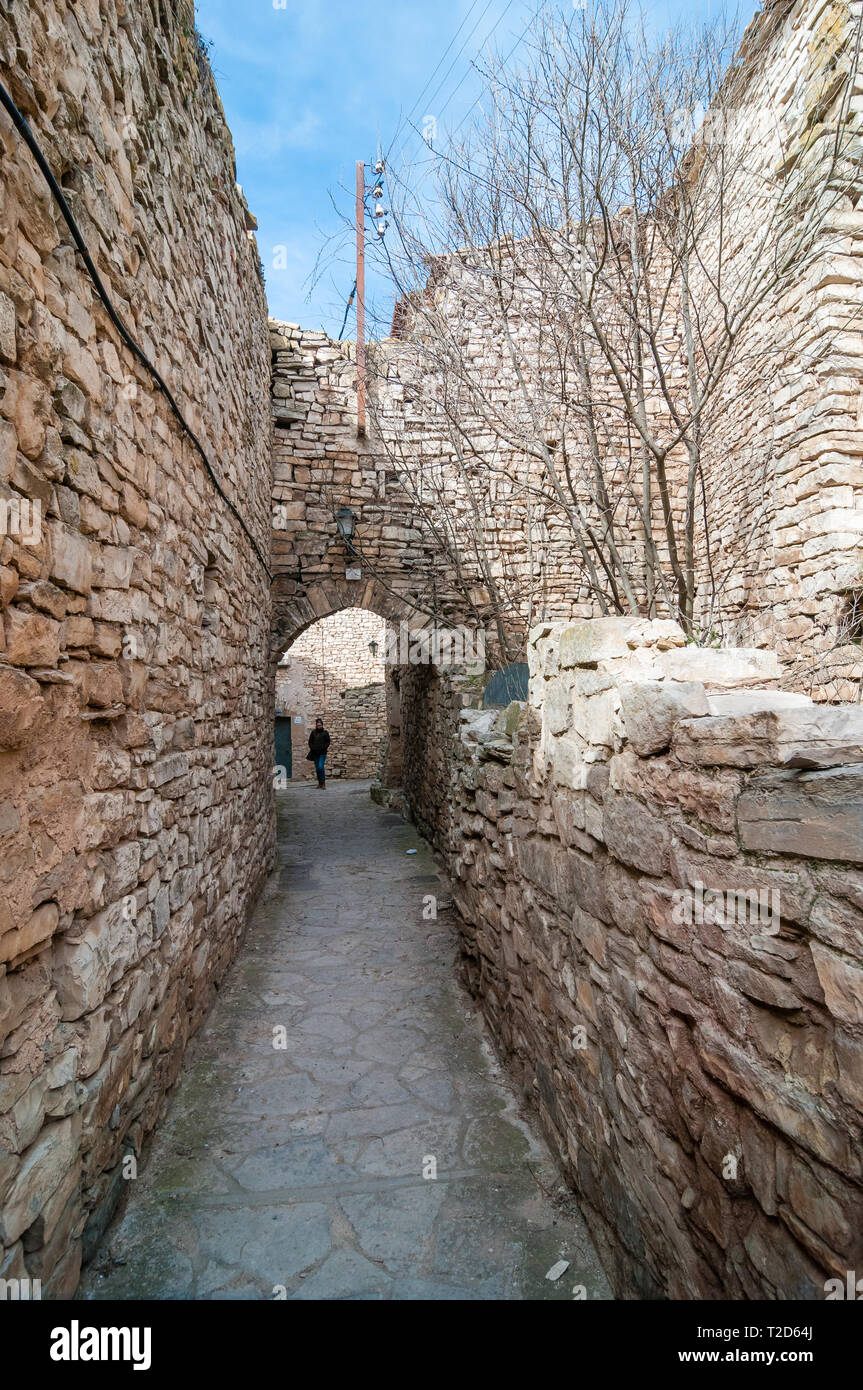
2, 1075, 49, 1153
602, 793, 672, 876
737, 767, 863, 862
92, 545, 135, 590
706, 691, 811, 716
0, 665, 44, 746
46, 520, 92, 595
515, 836, 561, 899
570, 673, 620, 747
550, 734, 587, 790
81, 661, 124, 709
0, 419, 16, 484
2, 608, 61, 667
696, 1021, 850, 1173
5, 372, 48, 458
0, 565, 18, 606
835, 1032, 863, 1114
543, 679, 573, 735
559, 618, 643, 668
459, 709, 498, 744
676, 704, 863, 769
727, 960, 801, 1011
64, 448, 101, 500
52, 898, 147, 1020
0, 1117, 79, 1246
0, 902, 59, 967
620, 618, 686, 650
0, 292, 16, 364
619, 680, 710, 756
657, 647, 781, 688
150, 752, 190, 787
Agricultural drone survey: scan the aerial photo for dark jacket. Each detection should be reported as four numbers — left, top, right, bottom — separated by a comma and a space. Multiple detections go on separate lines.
308, 727, 330, 755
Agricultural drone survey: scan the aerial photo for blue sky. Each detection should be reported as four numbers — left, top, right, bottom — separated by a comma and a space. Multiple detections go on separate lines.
195, 0, 760, 338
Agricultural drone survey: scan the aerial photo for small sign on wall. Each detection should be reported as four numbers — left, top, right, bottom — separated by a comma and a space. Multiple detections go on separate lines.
345, 567, 362, 581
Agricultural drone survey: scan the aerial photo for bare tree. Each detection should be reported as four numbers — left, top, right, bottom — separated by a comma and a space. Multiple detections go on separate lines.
370, 0, 863, 645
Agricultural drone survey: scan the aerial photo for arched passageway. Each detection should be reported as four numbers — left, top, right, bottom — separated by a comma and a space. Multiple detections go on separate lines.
275, 607, 387, 783
271, 580, 420, 790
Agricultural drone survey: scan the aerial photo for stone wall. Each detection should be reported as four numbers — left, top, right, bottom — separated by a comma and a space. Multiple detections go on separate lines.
275, 607, 386, 780
0, 0, 273, 1295
697, 0, 863, 698
400, 618, 863, 1298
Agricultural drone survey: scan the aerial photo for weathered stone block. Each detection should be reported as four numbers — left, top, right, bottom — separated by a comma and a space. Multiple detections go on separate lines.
46, 520, 92, 595
619, 680, 709, 756
0, 1117, 79, 1245
0, 665, 43, 747
603, 793, 671, 876
550, 734, 587, 790
810, 942, 863, 1026
52, 898, 147, 1020
658, 647, 780, 688
0, 902, 59, 967
677, 704, 863, 769
559, 618, 642, 668
2, 608, 61, 667
737, 767, 863, 862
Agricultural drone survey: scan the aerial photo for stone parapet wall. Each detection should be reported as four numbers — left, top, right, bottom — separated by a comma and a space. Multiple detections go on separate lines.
401, 617, 863, 1298
0, 1, 273, 1295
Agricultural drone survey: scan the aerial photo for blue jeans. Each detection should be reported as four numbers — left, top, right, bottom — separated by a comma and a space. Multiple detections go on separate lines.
313, 752, 327, 783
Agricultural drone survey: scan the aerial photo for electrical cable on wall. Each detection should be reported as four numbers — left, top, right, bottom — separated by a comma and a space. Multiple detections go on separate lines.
0, 80, 273, 582
338, 280, 357, 340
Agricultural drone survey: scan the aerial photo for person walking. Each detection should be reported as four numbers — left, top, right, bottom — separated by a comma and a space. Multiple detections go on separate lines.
307, 718, 330, 788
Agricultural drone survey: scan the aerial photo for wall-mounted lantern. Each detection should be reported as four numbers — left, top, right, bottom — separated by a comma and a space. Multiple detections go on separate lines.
336, 506, 357, 553
369, 639, 379, 658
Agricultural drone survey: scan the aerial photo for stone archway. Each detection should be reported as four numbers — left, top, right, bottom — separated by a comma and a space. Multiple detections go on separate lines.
272, 578, 420, 788
269, 318, 490, 796
271, 575, 419, 666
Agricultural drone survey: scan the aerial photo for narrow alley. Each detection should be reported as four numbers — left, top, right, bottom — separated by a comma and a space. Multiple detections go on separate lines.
80, 782, 610, 1301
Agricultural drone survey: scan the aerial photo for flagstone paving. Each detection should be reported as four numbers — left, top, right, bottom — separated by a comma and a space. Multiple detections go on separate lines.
80, 780, 611, 1301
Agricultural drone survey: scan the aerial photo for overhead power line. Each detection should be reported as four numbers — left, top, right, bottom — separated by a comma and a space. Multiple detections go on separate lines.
431, 0, 519, 134
399, 0, 484, 139
446, 3, 532, 141
413, 0, 499, 132
386, 0, 516, 166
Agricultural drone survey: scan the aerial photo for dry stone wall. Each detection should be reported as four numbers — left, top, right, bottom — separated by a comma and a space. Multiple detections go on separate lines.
275, 607, 386, 780
400, 619, 863, 1298
0, 0, 273, 1296
698, 0, 863, 698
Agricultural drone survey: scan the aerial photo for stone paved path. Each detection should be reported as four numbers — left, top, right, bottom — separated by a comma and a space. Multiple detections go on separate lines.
81, 781, 611, 1301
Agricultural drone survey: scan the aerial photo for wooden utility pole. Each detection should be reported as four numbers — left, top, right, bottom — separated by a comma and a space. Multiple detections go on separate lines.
355, 159, 366, 437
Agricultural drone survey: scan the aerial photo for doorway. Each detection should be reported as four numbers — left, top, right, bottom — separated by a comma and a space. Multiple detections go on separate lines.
274, 715, 293, 779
